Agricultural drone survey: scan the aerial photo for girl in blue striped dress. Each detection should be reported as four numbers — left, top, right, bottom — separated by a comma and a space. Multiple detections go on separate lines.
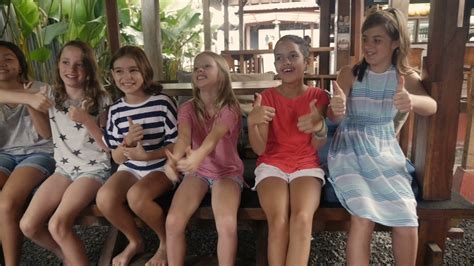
327, 8, 437, 265
97, 46, 178, 266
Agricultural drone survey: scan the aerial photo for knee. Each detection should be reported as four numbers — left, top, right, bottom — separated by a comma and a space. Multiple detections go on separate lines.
266, 214, 289, 233
19, 215, 39, 239
0, 195, 20, 218
290, 210, 314, 229
48, 215, 70, 241
165, 212, 186, 237
215, 215, 238, 237
351, 216, 375, 229
127, 186, 154, 216
96, 186, 117, 212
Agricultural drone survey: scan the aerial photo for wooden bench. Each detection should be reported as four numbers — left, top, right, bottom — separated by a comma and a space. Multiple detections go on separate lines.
74, 155, 474, 266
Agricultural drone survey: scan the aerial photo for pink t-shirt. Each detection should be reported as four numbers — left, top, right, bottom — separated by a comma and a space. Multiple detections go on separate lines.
257, 87, 330, 173
178, 101, 244, 180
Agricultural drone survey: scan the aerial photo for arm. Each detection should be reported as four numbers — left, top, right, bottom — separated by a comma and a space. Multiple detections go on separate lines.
111, 145, 127, 164
69, 102, 109, 151
327, 65, 352, 123
247, 93, 275, 155
25, 106, 52, 139
402, 72, 437, 116
0, 87, 53, 112
164, 122, 192, 181
297, 99, 328, 149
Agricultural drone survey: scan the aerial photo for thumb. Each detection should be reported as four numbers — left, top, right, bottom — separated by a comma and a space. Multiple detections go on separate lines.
39, 86, 48, 95
80, 100, 87, 110
165, 149, 176, 161
309, 99, 318, 113
332, 81, 344, 97
127, 117, 134, 126
185, 146, 192, 157
254, 93, 262, 107
397, 75, 405, 93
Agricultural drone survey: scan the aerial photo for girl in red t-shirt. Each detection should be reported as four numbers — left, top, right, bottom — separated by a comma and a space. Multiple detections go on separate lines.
248, 35, 329, 265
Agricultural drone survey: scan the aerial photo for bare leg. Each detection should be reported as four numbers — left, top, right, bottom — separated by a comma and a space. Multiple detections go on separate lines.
286, 176, 321, 266
166, 176, 208, 266
0, 167, 47, 266
127, 171, 173, 266
392, 226, 417, 266
346, 215, 375, 266
96, 171, 141, 266
211, 178, 241, 266
19, 173, 72, 262
49, 177, 102, 265
256, 177, 289, 266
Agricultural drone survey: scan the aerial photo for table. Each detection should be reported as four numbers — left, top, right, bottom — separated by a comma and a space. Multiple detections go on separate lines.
221, 47, 334, 74
162, 80, 282, 97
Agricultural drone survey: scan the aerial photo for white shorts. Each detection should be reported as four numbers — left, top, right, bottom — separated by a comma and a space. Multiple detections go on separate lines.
253, 163, 325, 190
117, 164, 165, 180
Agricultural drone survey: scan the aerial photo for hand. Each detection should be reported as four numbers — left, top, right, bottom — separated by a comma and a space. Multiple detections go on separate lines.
124, 117, 144, 147
68, 100, 90, 124
330, 81, 346, 117
393, 76, 412, 113
247, 93, 275, 126
297, 99, 324, 134
176, 146, 202, 173
123, 141, 148, 161
164, 149, 180, 182
27, 86, 53, 112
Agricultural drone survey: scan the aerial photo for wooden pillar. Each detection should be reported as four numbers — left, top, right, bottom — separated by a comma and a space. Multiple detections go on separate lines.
412, 0, 469, 200
105, 0, 120, 55
239, 0, 246, 50
141, 0, 163, 81
224, 0, 229, 50
318, 0, 331, 75
350, 0, 363, 64
335, 0, 351, 71
203, 0, 211, 51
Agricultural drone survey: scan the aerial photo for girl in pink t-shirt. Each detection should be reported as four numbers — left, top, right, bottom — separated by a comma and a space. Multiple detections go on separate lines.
248, 35, 329, 265
164, 51, 243, 265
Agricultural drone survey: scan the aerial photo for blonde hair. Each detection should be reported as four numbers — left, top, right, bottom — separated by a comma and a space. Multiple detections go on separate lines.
191, 51, 241, 124
353, 8, 415, 81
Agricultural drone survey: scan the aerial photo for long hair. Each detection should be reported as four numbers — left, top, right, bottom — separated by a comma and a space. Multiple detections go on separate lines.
109, 46, 162, 97
0, 41, 29, 83
191, 51, 241, 124
54, 40, 108, 115
353, 8, 414, 81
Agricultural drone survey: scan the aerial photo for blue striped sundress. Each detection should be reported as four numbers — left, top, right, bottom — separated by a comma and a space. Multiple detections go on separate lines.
327, 66, 418, 227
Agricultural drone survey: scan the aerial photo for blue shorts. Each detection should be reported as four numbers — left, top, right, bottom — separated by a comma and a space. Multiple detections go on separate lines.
55, 166, 111, 184
185, 173, 244, 191
0, 152, 55, 177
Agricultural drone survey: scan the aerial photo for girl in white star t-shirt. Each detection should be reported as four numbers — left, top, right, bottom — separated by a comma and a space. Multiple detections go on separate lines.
19, 40, 111, 265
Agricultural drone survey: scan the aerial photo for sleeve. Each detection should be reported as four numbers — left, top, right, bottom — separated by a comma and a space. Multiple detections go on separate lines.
103, 103, 122, 149
214, 105, 240, 132
177, 101, 193, 126
163, 95, 178, 146
316, 88, 330, 109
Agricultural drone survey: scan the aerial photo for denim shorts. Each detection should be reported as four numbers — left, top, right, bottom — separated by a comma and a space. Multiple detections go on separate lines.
0, 152, 55, 177
55, 166, 111, 184
185, 172, 244, 191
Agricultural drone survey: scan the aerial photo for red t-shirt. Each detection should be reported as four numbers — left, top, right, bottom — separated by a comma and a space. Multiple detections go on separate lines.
257, 87, 330, 172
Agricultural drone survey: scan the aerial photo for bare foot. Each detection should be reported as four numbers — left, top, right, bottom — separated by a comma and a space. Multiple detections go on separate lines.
112, 241, 144, 266
145, 247, 168, 266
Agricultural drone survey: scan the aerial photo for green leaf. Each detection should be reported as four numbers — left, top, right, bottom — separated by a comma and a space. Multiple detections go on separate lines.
42, 21, 68, 45
12, 0, 40, 38
29, 47, 51, 62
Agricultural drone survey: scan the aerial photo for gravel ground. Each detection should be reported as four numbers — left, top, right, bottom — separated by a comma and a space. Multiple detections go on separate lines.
11, 218, 473, 265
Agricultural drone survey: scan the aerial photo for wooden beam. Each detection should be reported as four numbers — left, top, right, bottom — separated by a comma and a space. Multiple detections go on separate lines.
412, 0, 469, 200
105, 0, 120, 55
141, 0, 163, 81
239, 0, 245, 50
224, 0, 230, 50
203, 0, 211, 51
319, 0, 331, 75
350, 0, 363, 64
335, 0, 351, 71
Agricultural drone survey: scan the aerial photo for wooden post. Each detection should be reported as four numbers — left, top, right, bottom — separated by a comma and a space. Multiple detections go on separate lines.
239, 0, 246, 50
141, 0, 163, 81
350, 0, 363, 65
203, 0, 211, 51
412, 0, 469, 200
318, 0, 332, 77
224, 0, 230, 50
335, 0, 351, 71
105, 0, 120, 55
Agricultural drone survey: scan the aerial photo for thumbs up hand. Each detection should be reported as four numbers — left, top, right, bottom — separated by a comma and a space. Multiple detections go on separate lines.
123, 141, 148, 161
247, 93, 276, 126
27, 86, 53, 112
393, 75, 412, 113
164, 149, 181, 182
330, 81, 346, 117
68, 100, 89, 123
176, 146, 202, 173
297, 99, 324, 134
124, 117, 144, 147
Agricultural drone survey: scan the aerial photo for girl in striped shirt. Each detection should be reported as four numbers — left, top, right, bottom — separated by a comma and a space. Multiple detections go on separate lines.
98, 46, 178, 266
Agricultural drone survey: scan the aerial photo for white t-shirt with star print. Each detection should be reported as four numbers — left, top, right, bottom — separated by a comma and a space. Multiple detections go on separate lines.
47, 87, 111, 175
